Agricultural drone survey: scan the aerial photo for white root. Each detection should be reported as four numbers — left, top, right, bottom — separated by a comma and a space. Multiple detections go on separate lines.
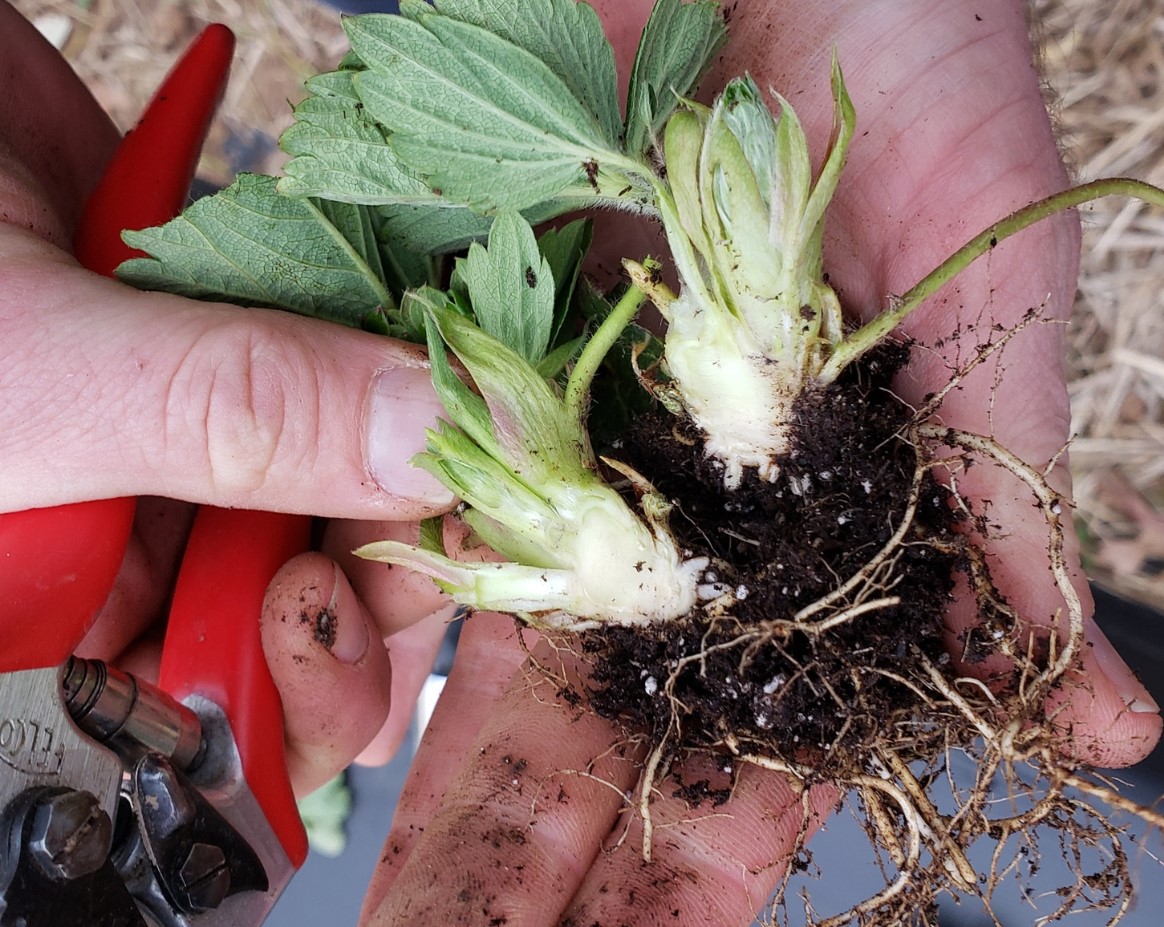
638, 730, 672, 862
815, 773, 924, 927
878, 749, 978, 892
916, 423, 1083, 688
807, 597, 902, 635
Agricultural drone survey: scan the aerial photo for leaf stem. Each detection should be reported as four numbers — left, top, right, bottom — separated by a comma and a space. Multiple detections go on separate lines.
823, 177, 1164, 380
564, 282, 647, 431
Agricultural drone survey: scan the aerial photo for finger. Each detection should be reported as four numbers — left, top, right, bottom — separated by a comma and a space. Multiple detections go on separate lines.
0, 4, 119, 247
938, 461, 1162, 766
0, 226, 452, 518
322, 518, 467, 766
333, 517, 513, 765
350, 605, 459, 767
261, 552, 393, 796
1045, 618, 1163, 767
361, 629, 639, 926
560, 761, 837, 927
75, 497, 196, 661
325, 518, 455, 634
359, 612, 533, 917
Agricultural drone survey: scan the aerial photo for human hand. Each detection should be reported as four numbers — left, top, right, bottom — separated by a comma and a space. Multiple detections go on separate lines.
0, 3, 454, 795
352, 1, 1161, 924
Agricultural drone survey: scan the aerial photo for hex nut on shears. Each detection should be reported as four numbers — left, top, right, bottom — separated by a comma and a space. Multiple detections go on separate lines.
27, 790, 113, 882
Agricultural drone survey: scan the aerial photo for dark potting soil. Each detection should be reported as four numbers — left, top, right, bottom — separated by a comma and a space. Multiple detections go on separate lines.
580, 342, 966, 775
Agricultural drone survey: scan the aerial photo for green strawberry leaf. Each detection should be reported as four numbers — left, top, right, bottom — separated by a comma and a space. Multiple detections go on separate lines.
117, 174, 397, 333
375, 204, 495, 258
433, 0, 622, 148
374, 198, 570, 270
460, 212, 555, 365
624, 0, 727, 159
536, 218, 593, 348
279, 67, 436, 205
344, 11, 651, 213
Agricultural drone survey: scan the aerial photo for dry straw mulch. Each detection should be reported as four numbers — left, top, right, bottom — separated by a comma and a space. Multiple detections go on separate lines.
16, 0, 348, 185
13, 0, 1164, 610
1037, 0, 1164, 610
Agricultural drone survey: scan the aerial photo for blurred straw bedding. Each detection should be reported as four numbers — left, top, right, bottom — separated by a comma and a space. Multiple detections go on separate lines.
13, 0, 1164, 611
14, 0, 349, 185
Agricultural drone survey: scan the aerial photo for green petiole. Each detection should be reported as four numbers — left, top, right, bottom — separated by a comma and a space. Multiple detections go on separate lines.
564, 280, 648, 433
824, 177, 1164, 380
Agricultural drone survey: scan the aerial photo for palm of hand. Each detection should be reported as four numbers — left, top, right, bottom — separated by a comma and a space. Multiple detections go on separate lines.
357, 3, 1159, 926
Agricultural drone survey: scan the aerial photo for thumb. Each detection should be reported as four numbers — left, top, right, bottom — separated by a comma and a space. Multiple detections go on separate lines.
0, 227, 451, 518
261, 553, 394, 797
1046, 614, 1163, 768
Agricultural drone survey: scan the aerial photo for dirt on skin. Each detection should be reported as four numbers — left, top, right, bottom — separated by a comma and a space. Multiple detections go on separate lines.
579, 342, 970, 780
301, 604, 338, 651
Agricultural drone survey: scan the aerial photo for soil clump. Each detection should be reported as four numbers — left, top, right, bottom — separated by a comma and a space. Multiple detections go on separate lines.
581, 343, 967, 778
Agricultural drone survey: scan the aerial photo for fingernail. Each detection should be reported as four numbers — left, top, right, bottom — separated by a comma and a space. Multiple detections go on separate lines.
324, 565, 370, 664
1088, 628, 1160, 713
365, 365, 454, 505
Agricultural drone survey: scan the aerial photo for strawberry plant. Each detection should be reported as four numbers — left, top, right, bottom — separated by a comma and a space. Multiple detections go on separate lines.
118, 1, 1164, 922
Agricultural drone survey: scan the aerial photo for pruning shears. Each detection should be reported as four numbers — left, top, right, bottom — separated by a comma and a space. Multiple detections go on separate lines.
0, 26, 312, 925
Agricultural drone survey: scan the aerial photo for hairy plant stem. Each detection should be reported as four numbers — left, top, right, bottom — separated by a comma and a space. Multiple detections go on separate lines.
823, 177, 1164, 380
564, 280, 647, 431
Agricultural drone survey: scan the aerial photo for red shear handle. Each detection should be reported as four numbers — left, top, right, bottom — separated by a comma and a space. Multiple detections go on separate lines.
159, 508, 311, 867
0, 25, 235, 672
75, 23, 236, 276
0, 500, 133, 673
